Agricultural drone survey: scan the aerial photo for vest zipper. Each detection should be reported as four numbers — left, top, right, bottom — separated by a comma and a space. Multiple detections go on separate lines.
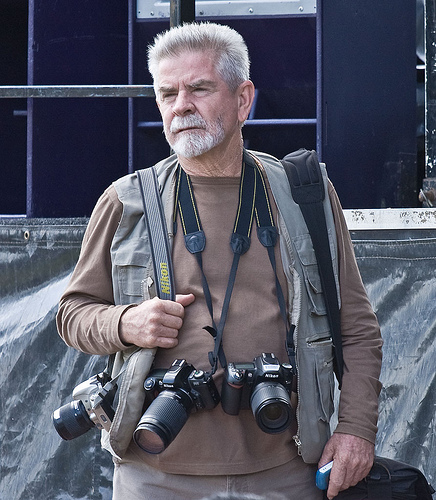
307, 337, 332, 347
292, 253, 304, 456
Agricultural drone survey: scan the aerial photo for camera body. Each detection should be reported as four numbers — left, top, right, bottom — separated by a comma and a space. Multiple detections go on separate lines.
221, 352, 294, 434
133, 359, 220, 454
144, 359, 220, 412
52, 372, 116, 441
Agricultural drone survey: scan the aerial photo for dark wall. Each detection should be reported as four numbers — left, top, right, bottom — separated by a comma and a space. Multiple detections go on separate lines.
27, 0, 129, 217
320, 0, 417, 208
1, 1, 418, 214
0, 1, 28, 215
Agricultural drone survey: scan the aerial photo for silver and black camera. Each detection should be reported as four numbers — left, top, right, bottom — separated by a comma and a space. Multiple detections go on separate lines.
221, 352, 294, 434
133, 359, 220, 454
52, 372, 116, 440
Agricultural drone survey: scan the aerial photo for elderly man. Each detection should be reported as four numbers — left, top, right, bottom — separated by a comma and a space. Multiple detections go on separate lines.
57, 22, 382, 500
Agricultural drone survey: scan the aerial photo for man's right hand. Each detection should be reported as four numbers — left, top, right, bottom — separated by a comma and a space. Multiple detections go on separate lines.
119, 294, 195, 349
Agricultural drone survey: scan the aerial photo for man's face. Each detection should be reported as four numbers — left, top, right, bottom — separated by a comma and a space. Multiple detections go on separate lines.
155, 50, 243, 159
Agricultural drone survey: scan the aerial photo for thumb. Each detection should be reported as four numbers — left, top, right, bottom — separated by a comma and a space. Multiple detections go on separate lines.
176, 293, 196, 307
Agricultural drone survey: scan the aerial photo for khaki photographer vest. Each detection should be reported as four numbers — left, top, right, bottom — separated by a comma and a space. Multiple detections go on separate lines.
101, 150, 340, 465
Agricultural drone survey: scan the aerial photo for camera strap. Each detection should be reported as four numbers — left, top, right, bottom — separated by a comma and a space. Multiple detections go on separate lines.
136, 166, 176, 301
246, 152, 296, 371
174, 150, 294, 374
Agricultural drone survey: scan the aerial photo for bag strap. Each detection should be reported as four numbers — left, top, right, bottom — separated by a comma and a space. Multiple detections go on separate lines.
366, 459, 392, 499
136, 166, 176, 301
281, 149, 344, 387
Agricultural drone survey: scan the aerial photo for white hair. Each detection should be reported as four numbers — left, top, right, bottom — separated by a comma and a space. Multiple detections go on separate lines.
147, 22, 251, 92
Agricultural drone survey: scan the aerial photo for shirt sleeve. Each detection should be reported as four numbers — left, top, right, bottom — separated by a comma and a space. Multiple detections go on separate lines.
328, 181, 383, 444
56, 185, 134, 355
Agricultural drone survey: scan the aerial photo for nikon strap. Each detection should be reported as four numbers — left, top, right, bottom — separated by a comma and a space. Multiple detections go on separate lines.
281, 149, 344, 387
104, 167, 175, 381
136, 167, 176, 301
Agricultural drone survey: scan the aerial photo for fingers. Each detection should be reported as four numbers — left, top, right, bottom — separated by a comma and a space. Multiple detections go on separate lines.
321, 434, 375, 499
327, 459, 369, 499
176, 293, 196, 307
119, 294, 195, 349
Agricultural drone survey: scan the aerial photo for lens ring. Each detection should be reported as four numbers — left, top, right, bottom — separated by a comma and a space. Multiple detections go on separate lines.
250, 382, 293, 434
52, 400, 94, 440
133, 390, 193, 454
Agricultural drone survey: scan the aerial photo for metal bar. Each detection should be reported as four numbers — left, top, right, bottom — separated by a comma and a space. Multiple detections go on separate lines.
137, 118, 317, 128
170, 0, 195, 27
344, 208, 436, 230
0, 85, 155, 98
316, 0, 323, 158
245, 118, 317, 126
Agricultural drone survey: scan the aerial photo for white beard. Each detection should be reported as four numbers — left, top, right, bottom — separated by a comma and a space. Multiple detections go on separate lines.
166, 113, 225, 158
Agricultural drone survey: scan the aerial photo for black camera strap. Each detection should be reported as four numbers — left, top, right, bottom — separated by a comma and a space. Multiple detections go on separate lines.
174, 150, 293, 374
245, 152, 295, 371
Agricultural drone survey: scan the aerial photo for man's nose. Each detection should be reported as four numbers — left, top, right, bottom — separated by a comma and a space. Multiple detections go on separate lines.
173, 90, 194, 116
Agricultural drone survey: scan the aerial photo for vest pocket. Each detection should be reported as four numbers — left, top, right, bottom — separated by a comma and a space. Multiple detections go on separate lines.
118, 265, 153, 299
113, 248, 153, 302
312, 341, 335, 422
293, 234, 326, 315
296, 340, 335, 463
293, 232, 339, 315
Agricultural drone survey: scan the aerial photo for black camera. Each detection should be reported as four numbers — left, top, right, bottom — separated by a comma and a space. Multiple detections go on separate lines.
52, 372, 116, 440
133, 359, 220, 454
221, 352, 294, 434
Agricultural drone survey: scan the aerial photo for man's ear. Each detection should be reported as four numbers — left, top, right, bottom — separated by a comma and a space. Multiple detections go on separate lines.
237, 80, 256, 124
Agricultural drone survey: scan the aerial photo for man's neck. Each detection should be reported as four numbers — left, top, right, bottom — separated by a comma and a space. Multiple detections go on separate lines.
178, 139, 244, 178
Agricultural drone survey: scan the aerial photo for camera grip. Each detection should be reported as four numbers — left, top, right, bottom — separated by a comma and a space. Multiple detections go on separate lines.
221, 379, 243, 415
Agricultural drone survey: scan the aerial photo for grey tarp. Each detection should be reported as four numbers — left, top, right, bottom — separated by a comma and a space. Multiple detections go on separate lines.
0, 219, 435, 499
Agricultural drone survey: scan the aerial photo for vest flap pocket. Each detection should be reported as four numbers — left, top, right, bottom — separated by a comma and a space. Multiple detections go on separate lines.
113, 243, 153, 298
293, 234, 326, 315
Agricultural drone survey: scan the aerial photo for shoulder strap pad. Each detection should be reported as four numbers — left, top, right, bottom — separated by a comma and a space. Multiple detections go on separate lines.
281, 149, 324, 205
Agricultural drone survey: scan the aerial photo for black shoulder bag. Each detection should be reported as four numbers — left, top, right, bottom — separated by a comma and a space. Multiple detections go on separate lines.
336, 456, 435, 500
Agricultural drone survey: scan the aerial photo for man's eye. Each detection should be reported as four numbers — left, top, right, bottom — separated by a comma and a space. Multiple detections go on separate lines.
161, 92, 177, 101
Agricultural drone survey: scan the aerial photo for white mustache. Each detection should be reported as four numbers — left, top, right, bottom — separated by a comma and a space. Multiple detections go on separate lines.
170, 114, 207, 134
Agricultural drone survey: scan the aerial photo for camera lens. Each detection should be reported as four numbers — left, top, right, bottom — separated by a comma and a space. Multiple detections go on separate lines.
133, 390, 193, 454
52, 400, 94, 440
250, 382, 293, 434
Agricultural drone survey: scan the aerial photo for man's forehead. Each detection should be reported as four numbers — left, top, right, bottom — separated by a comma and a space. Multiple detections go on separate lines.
158, 50, 217, 75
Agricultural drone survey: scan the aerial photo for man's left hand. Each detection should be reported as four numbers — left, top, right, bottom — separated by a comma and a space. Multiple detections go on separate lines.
318, 433, 374, 499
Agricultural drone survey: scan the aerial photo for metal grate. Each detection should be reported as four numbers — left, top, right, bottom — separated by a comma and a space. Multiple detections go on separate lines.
0, 85, 155, 98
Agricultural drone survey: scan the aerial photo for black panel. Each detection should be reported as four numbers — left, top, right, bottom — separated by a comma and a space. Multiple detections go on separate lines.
320, 0, 417, 208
